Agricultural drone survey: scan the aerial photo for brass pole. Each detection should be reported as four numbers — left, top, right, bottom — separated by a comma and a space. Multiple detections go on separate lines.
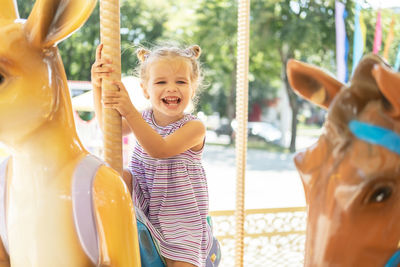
235, 0, 250, 266
100, 0, 122, 174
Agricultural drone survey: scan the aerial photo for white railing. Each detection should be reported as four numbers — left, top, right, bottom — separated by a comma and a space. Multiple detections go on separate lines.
209, 207, 306, 267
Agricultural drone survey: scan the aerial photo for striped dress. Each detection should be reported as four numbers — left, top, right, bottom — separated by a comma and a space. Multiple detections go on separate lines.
129, 109, 212, 267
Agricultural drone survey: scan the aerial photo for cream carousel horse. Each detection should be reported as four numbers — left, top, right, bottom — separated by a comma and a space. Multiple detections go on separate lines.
0, 0, 140, 266
287, 54, 400, 267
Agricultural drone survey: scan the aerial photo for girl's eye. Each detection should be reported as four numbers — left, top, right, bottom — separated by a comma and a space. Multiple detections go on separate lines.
177, 81, 186, 84
155, 81, 166, 84
366, 186, 393, 204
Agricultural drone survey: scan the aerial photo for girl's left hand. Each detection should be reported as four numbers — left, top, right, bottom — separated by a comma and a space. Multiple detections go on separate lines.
102, 81, 135, 117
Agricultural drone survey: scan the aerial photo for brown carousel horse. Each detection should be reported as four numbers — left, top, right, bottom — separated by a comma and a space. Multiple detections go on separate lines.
287, 54, 400, 267
0, 0, 140, 266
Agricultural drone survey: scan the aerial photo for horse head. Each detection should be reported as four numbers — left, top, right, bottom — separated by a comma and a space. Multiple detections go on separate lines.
287, 54, 400, 266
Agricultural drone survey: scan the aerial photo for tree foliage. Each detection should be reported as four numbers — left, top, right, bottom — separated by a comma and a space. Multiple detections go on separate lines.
18, 0, 168, 80
189, 0, 239, 118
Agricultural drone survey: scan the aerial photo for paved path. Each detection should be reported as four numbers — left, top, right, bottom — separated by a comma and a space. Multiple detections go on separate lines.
203, 145, 306, 211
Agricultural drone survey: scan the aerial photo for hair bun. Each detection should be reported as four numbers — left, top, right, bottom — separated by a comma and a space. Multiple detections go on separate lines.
188, 45, 201, 59
136, 48, 150, 62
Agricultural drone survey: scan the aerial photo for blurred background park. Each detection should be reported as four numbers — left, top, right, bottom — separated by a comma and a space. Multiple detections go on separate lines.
1, 0, 400, 266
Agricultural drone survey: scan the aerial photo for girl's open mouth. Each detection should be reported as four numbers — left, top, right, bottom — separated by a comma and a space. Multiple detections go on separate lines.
162, 96, 181, 105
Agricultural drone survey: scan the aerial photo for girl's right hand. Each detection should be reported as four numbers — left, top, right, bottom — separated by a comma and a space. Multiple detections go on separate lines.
91, 44, 113, 89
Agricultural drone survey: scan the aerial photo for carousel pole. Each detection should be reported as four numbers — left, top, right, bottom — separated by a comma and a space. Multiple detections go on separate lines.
100, 0, 123, 174
99, 2, 141, 265
235, 0, 250, 266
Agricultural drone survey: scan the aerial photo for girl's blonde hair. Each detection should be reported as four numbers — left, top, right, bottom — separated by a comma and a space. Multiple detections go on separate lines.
135, 44, 203, 89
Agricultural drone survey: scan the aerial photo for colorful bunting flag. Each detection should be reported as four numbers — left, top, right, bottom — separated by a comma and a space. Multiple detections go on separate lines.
383, 16, 395, 60
360, 11, 366, 47
335, 1, 349, 82
373, 10, 382, 54
395, 44, 400, 71
352, 1, 366, 74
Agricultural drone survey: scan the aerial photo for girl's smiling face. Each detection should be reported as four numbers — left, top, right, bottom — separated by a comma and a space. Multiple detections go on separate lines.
142, 57, 196, 126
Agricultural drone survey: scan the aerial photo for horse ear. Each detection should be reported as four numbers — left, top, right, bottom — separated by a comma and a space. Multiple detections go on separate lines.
1, 0, 19, 22
372, 64, 400, 118
24, 0, 97, 48
287, 59, 344, 109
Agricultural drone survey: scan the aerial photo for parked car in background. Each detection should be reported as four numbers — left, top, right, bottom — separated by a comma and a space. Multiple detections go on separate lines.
247, 122, 282, 144
231, 120, 282, 145
215, 123, 234, 137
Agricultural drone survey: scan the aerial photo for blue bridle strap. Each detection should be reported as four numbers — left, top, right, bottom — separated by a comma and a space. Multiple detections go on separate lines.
348, 120, 400, 156
349, 120, 400, 267
385, 250, 400, 267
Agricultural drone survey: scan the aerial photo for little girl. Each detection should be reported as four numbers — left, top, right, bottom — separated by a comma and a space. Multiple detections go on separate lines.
91, 43, 212, 267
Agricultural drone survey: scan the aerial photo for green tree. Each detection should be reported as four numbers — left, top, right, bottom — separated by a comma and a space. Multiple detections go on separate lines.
191, 0, 238, 119
16, 0, 35, 17
190, 0, 340, 151
189, 0, 282, 119
251, 0, 341, 152
17, 0, 168, 81
60, 1, 168, 81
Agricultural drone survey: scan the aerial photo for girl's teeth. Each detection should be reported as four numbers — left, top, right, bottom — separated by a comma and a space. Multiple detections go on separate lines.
163, 97, 180, 104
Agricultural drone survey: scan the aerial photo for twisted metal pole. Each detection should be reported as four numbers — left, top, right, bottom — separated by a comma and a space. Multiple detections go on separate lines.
235, 0, 250, 266
99, 2, 141, 265
100, 0, 122, 175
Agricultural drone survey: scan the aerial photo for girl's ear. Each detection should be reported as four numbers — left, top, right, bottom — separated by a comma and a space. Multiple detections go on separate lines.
141, 83, 150, 99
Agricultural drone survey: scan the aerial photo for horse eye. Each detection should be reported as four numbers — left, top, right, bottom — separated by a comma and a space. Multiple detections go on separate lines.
368, 186, 392, 203
0, 74, 4, 84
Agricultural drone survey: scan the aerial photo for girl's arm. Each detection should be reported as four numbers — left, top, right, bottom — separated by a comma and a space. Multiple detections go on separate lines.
125, 110, 205, 158
91, 44, 132, 136
103, 81, 206, 159
122, 169, 133, 193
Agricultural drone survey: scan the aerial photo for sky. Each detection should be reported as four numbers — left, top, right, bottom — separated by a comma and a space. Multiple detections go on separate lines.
365, 0, 400, 9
